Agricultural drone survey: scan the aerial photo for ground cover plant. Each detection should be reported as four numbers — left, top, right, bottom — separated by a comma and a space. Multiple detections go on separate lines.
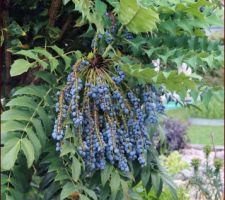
188, 145, 224, 200
1, 0, 224, 199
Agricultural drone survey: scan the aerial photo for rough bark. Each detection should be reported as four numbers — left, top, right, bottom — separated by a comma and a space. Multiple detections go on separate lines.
1, 0, 11, 98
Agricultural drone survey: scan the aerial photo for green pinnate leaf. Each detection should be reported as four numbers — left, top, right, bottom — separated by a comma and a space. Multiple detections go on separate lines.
80, 194, 90, 200
32, 48, 59, 71
50, 45, 71, 68
83, 187, 97, 200
73, 0, 104, 33
6, 96, 37, 108
121, 180, 129, 200
15, 50, 48, 68
2, 139, 20, 170
110, 171, 120, 199
71, 157, 81, 182
6, 95, 52, 135
1, 121, 25, 133
141, 167, 150, 187
101, 164, 113, 186
30, 118, 47, 147
60, 141, 75, 156
21, 138, 35, 167
35, 71, 56, 85
26, 128, 42, 160
118, 0, 159, 34
13, 85, 48, 98
1, 109, 32, 121
10, 59, 34, 76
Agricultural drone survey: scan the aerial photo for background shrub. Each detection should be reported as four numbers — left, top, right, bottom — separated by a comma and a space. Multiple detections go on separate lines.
157, 119, 188, 153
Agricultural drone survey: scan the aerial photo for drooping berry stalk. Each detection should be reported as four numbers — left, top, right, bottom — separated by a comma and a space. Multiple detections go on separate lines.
52, 55, 164, 172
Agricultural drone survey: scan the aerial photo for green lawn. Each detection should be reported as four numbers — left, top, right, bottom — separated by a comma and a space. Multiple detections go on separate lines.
187, 125, 224, 145
166, 108, 224, 146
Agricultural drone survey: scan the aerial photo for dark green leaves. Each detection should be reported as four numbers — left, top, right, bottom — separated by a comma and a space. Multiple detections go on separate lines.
110, 171, 121, 199
21, 138, 35, 167
83, 187, 97, 200
141, 167, 150, 187
119, 0, 159, 33
101, 164, 113, 186
32, 48, 59, 71
1, 80, 54, 171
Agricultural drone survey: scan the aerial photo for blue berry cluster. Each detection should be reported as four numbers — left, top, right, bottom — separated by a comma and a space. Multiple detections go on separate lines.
52, 91, 68, 151
112, 66, 125, 85
124, 31, 134, 40
52, 59, 164, 172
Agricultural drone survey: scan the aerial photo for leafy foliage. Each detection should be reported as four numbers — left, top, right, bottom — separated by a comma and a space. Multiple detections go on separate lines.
1, 48, 177, 200
134, 183, 190, 200
189, 90, 224, 119
10, 46, 71, 76
160, 151, 189, 175
1, 0, 224, 199
118, 0, 159, 33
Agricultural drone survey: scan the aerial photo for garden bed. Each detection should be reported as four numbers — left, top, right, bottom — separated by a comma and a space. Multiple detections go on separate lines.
175, 147, 224, 199
186, 143, 224, 151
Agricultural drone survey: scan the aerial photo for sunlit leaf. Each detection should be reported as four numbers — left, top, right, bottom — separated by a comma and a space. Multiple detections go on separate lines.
118, 0, 159, 34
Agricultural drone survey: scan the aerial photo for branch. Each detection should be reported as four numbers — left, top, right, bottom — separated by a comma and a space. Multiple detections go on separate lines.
58, 13, 74, 40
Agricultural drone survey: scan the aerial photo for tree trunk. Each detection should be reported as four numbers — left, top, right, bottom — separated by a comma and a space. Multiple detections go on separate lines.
48, 0, 62, 27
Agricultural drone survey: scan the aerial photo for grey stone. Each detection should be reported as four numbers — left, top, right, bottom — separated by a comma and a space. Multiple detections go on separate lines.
216, 151, 224, 160
180, 169, 192, 180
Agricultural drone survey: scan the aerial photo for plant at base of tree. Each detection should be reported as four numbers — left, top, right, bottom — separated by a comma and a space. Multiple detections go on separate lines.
134, 184, 190, 200
188, 146, 224, 200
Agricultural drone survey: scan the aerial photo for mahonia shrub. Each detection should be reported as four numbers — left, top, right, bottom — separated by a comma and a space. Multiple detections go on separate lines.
1, 0, 223, 199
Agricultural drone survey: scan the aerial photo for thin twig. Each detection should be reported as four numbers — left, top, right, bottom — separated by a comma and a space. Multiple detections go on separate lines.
210, 132, 217, 159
